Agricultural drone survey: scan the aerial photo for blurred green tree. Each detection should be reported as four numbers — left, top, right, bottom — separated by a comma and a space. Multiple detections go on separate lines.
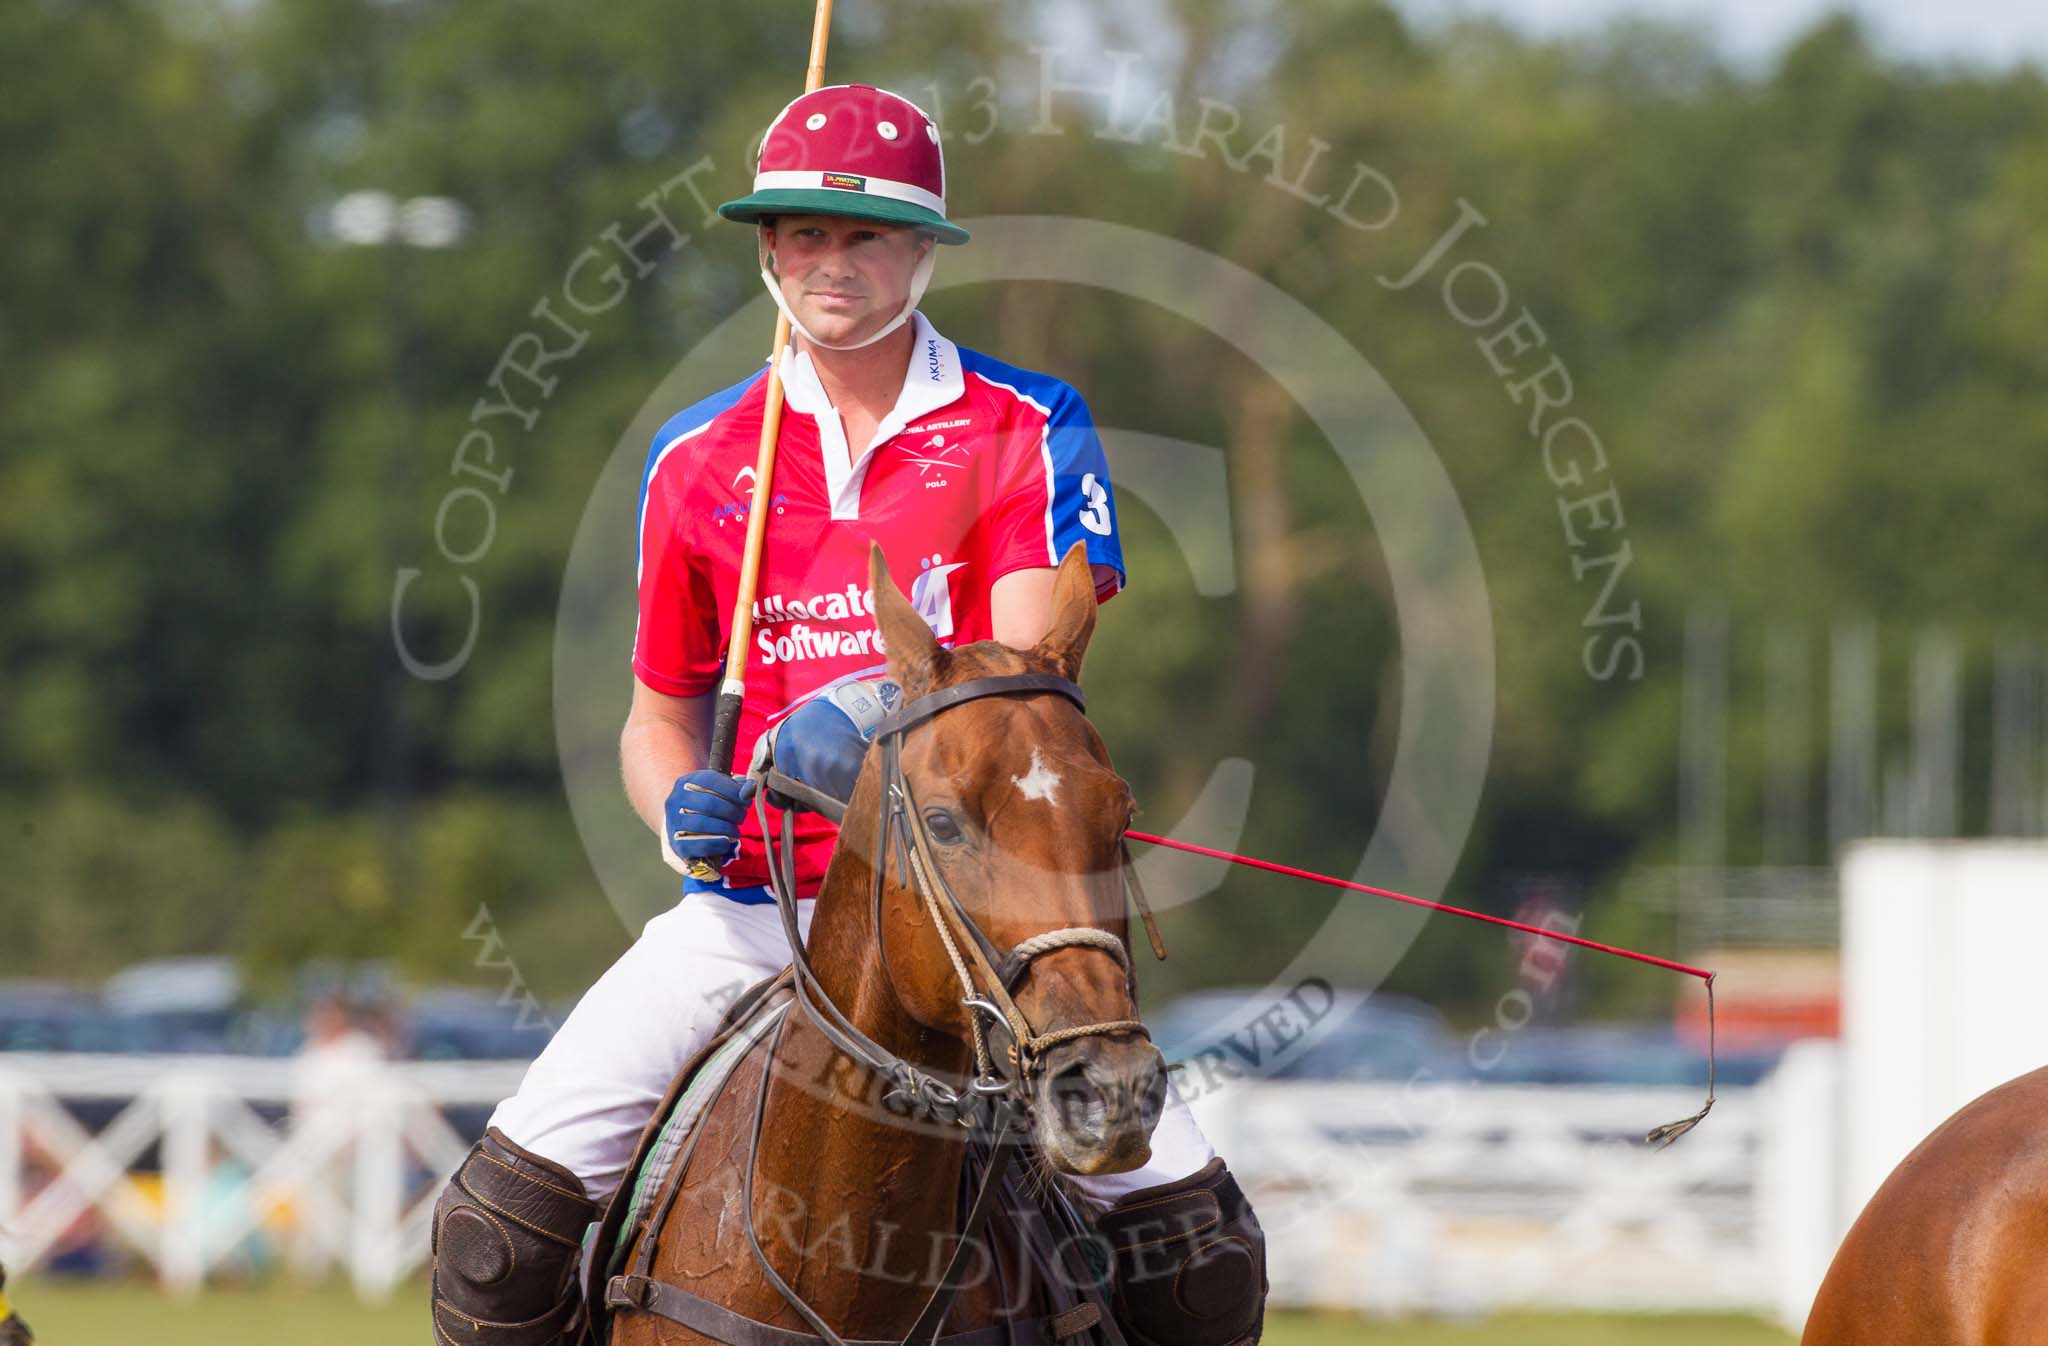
3, 1, 2044, 1018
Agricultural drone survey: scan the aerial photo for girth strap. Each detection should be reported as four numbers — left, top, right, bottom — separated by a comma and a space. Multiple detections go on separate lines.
606, 1126, 1093, 1346
603, 1276, 1053, 1346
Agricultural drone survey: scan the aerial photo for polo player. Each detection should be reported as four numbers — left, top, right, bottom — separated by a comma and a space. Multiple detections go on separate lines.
431, 84, 1266, 1346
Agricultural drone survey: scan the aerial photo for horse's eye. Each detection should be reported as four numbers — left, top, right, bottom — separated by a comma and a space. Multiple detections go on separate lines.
924, 808, 965, 844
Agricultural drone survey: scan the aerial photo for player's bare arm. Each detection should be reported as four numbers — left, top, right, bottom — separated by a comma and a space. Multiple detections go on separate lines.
619, 680, 712, 838
991, 565, 1124, 650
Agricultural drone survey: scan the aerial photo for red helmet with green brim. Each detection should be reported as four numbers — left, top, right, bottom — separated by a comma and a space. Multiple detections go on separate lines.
718, 84, 970, 245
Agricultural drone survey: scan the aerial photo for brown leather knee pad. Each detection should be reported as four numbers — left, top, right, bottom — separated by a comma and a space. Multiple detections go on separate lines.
1095, 1157, 1268, 1346
432, 1128, 597, 1346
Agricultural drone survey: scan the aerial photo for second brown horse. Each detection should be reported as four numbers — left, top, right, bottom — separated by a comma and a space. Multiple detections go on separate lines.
1804, 1063, 2048, 1342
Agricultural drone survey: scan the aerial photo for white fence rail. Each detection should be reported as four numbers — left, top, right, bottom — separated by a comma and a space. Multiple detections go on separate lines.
0, 1054, 525, 1296
1191, 1080, 1779, 1318
0, 1052, 1835, 1324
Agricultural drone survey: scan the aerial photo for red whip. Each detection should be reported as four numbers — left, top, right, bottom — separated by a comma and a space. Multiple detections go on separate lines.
1125, 829, 1718, 1146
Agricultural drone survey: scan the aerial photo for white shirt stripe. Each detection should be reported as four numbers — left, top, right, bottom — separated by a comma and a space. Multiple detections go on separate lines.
751, 169, 946, 218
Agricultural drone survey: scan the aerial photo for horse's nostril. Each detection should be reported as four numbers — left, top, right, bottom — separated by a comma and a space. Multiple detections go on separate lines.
1048, 1061, 1111, 1139
1138, 1059, 1167, 1126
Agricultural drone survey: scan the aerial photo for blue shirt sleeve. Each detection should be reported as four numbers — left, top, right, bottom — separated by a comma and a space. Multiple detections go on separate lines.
1043, 384, 1127, 598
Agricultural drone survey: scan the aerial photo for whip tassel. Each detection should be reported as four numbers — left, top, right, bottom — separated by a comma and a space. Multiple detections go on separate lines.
1644, 972, 1717, 1148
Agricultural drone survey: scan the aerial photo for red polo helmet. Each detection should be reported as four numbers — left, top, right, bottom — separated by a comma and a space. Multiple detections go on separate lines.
718, 84, 969, 245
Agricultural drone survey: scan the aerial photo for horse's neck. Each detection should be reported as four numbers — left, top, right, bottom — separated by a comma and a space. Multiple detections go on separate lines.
750, 807, 974, 1329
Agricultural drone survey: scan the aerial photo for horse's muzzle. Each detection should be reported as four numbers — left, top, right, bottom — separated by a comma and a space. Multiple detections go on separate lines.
1033, 1037, 1167, 1175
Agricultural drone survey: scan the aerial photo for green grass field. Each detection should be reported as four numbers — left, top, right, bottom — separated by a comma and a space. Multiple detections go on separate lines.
11, 1279, 1797, 1346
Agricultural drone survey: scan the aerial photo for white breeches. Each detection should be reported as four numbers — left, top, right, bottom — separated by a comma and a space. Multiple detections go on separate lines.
489, 894, 1216, 1206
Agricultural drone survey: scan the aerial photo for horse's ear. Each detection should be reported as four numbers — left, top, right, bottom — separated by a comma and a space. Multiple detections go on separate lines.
1033, 542, 1098, 679
870, 544, 942, 691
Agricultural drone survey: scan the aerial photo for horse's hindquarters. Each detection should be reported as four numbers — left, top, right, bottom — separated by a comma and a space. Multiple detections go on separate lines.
1803, 1065, 2048, 1345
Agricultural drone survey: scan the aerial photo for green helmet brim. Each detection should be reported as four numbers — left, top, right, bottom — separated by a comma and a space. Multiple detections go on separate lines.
717, 188, 970, 245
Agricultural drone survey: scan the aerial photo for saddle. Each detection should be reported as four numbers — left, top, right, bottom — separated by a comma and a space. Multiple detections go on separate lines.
578, 970, 1120, 1346
579, 967, 795, 1330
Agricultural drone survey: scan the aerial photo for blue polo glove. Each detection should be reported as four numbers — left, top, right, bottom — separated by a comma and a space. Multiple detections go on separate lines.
661, 770, 757, 874
751, 679, 901, 810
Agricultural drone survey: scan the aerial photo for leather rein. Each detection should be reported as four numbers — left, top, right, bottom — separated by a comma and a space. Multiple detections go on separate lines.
609, 672, 1166, 1346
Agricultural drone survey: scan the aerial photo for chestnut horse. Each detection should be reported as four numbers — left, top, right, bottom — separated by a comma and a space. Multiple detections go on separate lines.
608, 543, 1166, 1346
1803, 1064, 2048, 1342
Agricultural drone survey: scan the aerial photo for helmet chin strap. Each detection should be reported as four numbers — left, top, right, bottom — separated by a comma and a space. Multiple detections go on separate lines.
756, 233, 938, 352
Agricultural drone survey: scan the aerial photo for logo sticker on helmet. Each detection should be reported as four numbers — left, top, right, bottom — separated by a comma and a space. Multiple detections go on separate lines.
821, 172, 866, 192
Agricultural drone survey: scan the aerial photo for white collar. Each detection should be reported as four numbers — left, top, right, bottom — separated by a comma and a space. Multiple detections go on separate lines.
776, 311, 965, 520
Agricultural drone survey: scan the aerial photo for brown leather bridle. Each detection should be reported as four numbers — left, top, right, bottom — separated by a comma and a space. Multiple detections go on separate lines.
757, 672, 1164, 1123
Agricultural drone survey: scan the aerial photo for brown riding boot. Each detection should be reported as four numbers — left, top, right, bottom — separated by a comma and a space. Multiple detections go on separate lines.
432, 1128, 597, 1346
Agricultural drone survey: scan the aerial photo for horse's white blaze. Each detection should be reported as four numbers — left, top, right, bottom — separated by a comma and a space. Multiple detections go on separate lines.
1012, 749, 1062, 805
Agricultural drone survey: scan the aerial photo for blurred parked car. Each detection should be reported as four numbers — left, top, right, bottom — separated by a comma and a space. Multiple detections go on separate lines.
1147, 988, 1791, 1092
400, 989, 556, 1062
0, 982, 161, 1053
102, 956, 244, 1053
1475, 1024, 1785, 1088
1147, 986, 1463, 1085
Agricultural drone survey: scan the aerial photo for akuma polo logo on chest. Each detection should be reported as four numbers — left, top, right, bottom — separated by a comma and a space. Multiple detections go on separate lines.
710, 464, 786, 527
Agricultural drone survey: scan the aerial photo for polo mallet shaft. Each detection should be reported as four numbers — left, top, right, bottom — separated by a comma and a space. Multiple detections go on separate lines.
687, 0, 836, 882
